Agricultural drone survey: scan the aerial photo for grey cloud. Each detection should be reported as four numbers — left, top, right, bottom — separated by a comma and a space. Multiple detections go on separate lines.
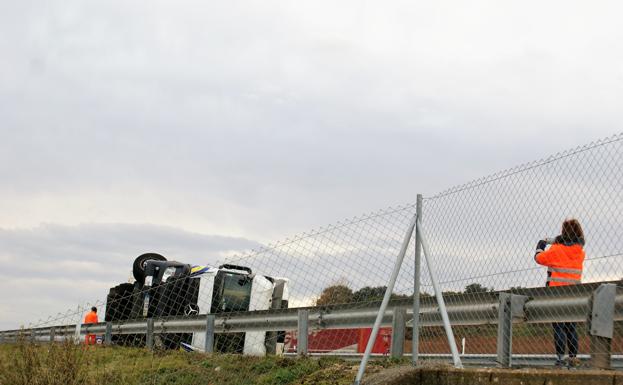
0, 222, 259, 262
0, 222, 260, 329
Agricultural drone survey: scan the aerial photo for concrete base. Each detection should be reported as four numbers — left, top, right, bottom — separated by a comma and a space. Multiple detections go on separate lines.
361, 366, 619, 385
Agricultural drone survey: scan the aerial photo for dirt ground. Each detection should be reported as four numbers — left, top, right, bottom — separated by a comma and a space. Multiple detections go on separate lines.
416, 334, 623, 354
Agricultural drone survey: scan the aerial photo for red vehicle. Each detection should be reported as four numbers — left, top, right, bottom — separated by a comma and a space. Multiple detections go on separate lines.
284, 327, 393, 355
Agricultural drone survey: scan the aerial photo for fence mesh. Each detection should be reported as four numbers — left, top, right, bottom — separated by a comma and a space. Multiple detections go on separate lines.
1, 133, 623, 384
13, 204, 419, 357
420, 133, 623, 358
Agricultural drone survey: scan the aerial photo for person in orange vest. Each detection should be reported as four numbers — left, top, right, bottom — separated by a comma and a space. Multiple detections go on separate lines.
534, 218, 585, 369
84, 306, 99, 345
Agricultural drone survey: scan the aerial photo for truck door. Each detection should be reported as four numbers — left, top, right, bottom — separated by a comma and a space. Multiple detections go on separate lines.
211, 269, 253, 353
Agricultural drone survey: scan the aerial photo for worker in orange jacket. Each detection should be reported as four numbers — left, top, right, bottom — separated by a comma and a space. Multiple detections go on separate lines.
84, 306, 99, 345
534, 218, 585, 369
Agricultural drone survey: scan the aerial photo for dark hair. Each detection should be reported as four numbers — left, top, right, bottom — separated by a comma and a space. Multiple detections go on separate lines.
91, 306, 97, 312
560, 218, 584, 245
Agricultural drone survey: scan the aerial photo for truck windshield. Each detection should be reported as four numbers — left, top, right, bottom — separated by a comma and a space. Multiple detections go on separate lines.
220, 273, 252, 312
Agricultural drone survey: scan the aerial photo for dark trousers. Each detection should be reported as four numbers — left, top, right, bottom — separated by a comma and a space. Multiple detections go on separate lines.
553, 322, 578, 357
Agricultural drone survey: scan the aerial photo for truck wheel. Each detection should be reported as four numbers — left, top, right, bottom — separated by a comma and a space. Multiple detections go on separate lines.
105, 283, 135, 322
133, 253, 167, 283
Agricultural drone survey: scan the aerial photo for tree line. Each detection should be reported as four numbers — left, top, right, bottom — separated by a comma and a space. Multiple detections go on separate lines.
315, 282, 500, 306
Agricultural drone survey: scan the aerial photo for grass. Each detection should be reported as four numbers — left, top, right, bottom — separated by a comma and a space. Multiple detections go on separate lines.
0, 342, 404, 385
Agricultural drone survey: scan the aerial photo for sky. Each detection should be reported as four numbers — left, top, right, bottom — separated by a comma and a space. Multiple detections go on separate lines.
1, 0, 623, 329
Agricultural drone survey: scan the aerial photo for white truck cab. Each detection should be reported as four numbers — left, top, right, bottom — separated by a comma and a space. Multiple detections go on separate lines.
105, 253, 289, 355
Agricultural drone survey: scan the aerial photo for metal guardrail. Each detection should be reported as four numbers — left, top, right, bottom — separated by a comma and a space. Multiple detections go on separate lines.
1, 281, 621, 368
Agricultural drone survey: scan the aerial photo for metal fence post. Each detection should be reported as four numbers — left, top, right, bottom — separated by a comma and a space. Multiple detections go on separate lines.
49, 327, 55, 343
354, 214, 417, 385
74, 305, 83, 344
417, 218, 463, 369
589, 283, 616, 369
297, 310, 309, 356
390, 308, 406, 358
104, 322, 112, 345
205, 315, 215, 354
412, 194, 423, 365
496, 293, 528, 367
146, 318, 154, 350
74, 324, 82, 344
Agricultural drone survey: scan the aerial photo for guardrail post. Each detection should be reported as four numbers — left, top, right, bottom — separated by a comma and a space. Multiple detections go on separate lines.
496, 293, 528, 368
589, 283, 616, 369
30, 329, 36, 343
390, 308, 406, 358
49, 327, 55, 343
205, 315, 215, 353
146, 318, 154, 350
104, 322, 113, 345
297, 310, 309, 356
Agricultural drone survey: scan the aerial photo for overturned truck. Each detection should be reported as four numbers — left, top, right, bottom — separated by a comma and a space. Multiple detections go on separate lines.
105, 253, 289, 355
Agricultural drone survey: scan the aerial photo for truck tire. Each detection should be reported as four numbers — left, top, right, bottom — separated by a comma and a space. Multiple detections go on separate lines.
105, 283, 135, 322
133, 253, 167, 284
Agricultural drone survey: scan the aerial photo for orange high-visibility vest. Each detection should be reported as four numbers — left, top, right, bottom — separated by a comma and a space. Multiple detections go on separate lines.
535, 243, 585, 287
84, 311, 98, 324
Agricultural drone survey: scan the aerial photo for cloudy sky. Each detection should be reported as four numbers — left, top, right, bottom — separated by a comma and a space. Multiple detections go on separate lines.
1, 0, 623, 329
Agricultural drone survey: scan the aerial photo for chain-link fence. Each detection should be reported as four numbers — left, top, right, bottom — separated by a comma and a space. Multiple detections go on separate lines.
1, 133, 623, 383
10, 203, 420, 358
419, 133, 623, 362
